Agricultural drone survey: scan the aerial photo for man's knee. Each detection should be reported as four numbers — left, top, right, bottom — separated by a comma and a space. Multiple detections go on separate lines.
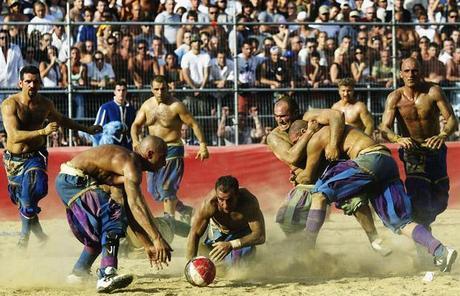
20, 205, 41, 218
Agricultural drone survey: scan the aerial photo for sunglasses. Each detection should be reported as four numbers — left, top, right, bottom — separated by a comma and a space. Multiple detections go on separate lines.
138, 46, 146, 50
108, 42, 116, 45
95, 57, 103, 61
0, 36, 6, 40
355, 51, 363, 54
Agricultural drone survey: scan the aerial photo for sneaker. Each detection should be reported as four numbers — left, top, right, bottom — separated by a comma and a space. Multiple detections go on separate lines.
371, 238, 392, 257
66, 272, 91, 285
434, 247, 457, 272
96, 267, 133, 293
178, 205, 194, 225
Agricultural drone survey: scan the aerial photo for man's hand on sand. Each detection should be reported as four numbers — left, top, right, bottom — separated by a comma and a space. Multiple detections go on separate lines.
209, 241, 232, 262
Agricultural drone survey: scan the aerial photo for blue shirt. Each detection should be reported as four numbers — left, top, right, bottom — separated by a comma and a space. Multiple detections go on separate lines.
94, 99, 136, 149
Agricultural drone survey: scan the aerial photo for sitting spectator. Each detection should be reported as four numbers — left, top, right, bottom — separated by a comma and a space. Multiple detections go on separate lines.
440, 9, 459, 41
70, 46, 88, 119
37, 32, 52, 63
80, 39, 96, 64
154, 0, 181, 51
330, 48, 352, 85
23, 46, 39, 67
163, 52, 183, 90
257, 0, 285, 34
0, 29, 24, 91
259, 46, 294, 95
39, 45, 67, 88
69, 0, 84, 22
446, 47, 460, 106
175, 30, 192, 64
351, 46, 372, 84
76, 7, 97, 46
395, 10, 417, 57
310, 6, 340, 40
210, 50, 234, 103
149, 37, 167, 73
128, 39, 160, 88
181, 123, 199, 146
27, 1, 54, 37
51, 25, 73, 63
47, 0, 65, 21
418, 36, 431, 61
371, 49, 395, 88
305, 51, 330, 88
89, 50, 116, 89
176, 10, 200, 47
415, 12, 441, 44
422, 42, 446, 84
439, 38, 455, 65
272, 21, 290, 51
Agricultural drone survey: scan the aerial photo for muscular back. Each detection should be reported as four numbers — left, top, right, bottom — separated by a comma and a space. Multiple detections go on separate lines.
390, 84, 443, 142
2, 94, 53, 152
140, 97, 184, 143
69, 145, 140, 186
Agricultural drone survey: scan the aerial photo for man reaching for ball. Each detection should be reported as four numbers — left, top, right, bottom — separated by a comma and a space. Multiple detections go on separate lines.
186, 176, 266, 265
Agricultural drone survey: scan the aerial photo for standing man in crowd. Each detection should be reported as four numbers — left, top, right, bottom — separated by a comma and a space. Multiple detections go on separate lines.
380, 58, 458, 229
55, 136, 172, 293
131, 75, 209, 230
94, 80, 136, 149
1, 66, 101, 249
186, 175, 266, 265
331, 78, 374, 136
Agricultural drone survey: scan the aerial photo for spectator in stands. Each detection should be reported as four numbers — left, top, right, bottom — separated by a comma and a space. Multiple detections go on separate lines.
446, 47, 460, 105
181, 123, 199, 145
80, 39, 96, 64
37, 32, 52, 62
47, 0, 65, 21
69, 0, 84, 22
330, 48, 352, 85
367, 36, 383, 66
201, 4, 227, 45
23, 45, 39, 67
182, 0, 209, 24
260, 46, 294, 95
175, 30, 192, 64
305, 50, 330, 88
199, 31, 211, 53
385, 0, 411, 22
206, 35, 222, 58
351, 46, 372, 84
324, 36, 338, 68
422, 42, 446, 84
311, 6, 340, 40
154, 0, 181, 52
129, 39, 160, 89
258, 0, 285, 34
439, 37, 455, 65
209, 50, 234, 104
89, 50, 116, 89
181, 34, 211, 115
272, 21, 290, 52
93, 0, 108, 22
419, 36, 431, 61
164, 52, 183, 90
289, 11, 316, 41
217, 108, 261, 145
441, 9, 459, 41
0, 29, 24, 90
39, 45, 67, 88
339, 10, 360, 46
76, 7, 97, 46
228, 15, 251, 56
395, 10, 417, 58
415, 12, 441, 44
176, 10, 200, 47
150, 36, 167, 72
27, 1, 54, 37
371, 49, 395, 88
70, 46, 88, 119
3, 0, 29, 36
376, 0, 388, 22
94, 80, 136, 149
52, 25, 72, 63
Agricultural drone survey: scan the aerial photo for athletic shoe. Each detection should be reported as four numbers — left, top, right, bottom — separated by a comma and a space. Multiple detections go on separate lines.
66, 271, 91, 285
371, 238, 392, 257
96, 267, 133, 293
178, 205, 194, 225
435, 247, 457, 272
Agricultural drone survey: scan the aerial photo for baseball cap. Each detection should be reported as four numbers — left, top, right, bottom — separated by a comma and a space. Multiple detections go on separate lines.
350, 10, 360, 18
319, 5, 330, 15
296, 11, 308, 21
340, 2, 350, 9
270, 46, 281, 54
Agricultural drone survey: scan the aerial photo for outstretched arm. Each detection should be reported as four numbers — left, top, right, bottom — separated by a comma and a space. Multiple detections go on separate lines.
303, 109, 345, 160
48, 102, 101, 134
186, 192, 214, 260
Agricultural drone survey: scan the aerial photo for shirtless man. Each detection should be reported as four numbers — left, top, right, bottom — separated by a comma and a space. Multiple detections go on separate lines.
289, 121, 457, 272
331, 78, 374, 136
186, 175, 265, 265
266, 96, 388, 255
379, 57, 458, 228
1, 65, 101, 249
55, 136, 172, 293
131, 75, 209, 225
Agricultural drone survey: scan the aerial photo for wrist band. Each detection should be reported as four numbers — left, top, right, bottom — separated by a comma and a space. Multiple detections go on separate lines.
229, 239, 242, 249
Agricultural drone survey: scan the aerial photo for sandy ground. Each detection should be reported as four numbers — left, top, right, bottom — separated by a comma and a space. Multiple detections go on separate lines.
0, 210, 459, 296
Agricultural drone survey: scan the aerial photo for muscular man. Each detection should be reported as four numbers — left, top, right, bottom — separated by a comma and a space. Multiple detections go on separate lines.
290, 120, 457, 272
331, 78, 374, 136
1, 65, 101, 249
267, 96, 390, 255
131, 75, 209, 226
379, 58, 458, 228
55, 136, 173, 293
186, 175, 265, 265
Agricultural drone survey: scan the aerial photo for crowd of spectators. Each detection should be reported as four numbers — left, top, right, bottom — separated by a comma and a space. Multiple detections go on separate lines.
0, 0, 459, 146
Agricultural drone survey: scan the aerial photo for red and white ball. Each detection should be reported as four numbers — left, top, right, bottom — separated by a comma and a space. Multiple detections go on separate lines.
184, 256, 216, 287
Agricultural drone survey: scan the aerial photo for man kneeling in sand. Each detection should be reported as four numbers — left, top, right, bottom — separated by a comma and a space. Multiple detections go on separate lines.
55, 136, 173, 293
186, 176, 266, 265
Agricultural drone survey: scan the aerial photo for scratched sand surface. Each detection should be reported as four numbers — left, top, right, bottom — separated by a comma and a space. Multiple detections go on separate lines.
0, 210, 459, 296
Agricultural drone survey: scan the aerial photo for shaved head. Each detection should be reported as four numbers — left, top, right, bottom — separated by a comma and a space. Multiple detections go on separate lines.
400, 57, 421, 71
288, 120, 308, 143
139, 135, 167, 154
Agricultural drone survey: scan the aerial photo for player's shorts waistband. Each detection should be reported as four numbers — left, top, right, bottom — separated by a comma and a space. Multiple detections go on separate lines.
60, 162, 87, 177
4, 149, 46, 159
358, 144, 391, 157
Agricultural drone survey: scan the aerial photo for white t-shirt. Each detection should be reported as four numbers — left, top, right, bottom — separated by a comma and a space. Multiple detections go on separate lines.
181, 51, 211, 85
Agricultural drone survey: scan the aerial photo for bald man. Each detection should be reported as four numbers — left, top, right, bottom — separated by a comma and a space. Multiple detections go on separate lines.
55, 136, 172, 293
379, 58, 458, 228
